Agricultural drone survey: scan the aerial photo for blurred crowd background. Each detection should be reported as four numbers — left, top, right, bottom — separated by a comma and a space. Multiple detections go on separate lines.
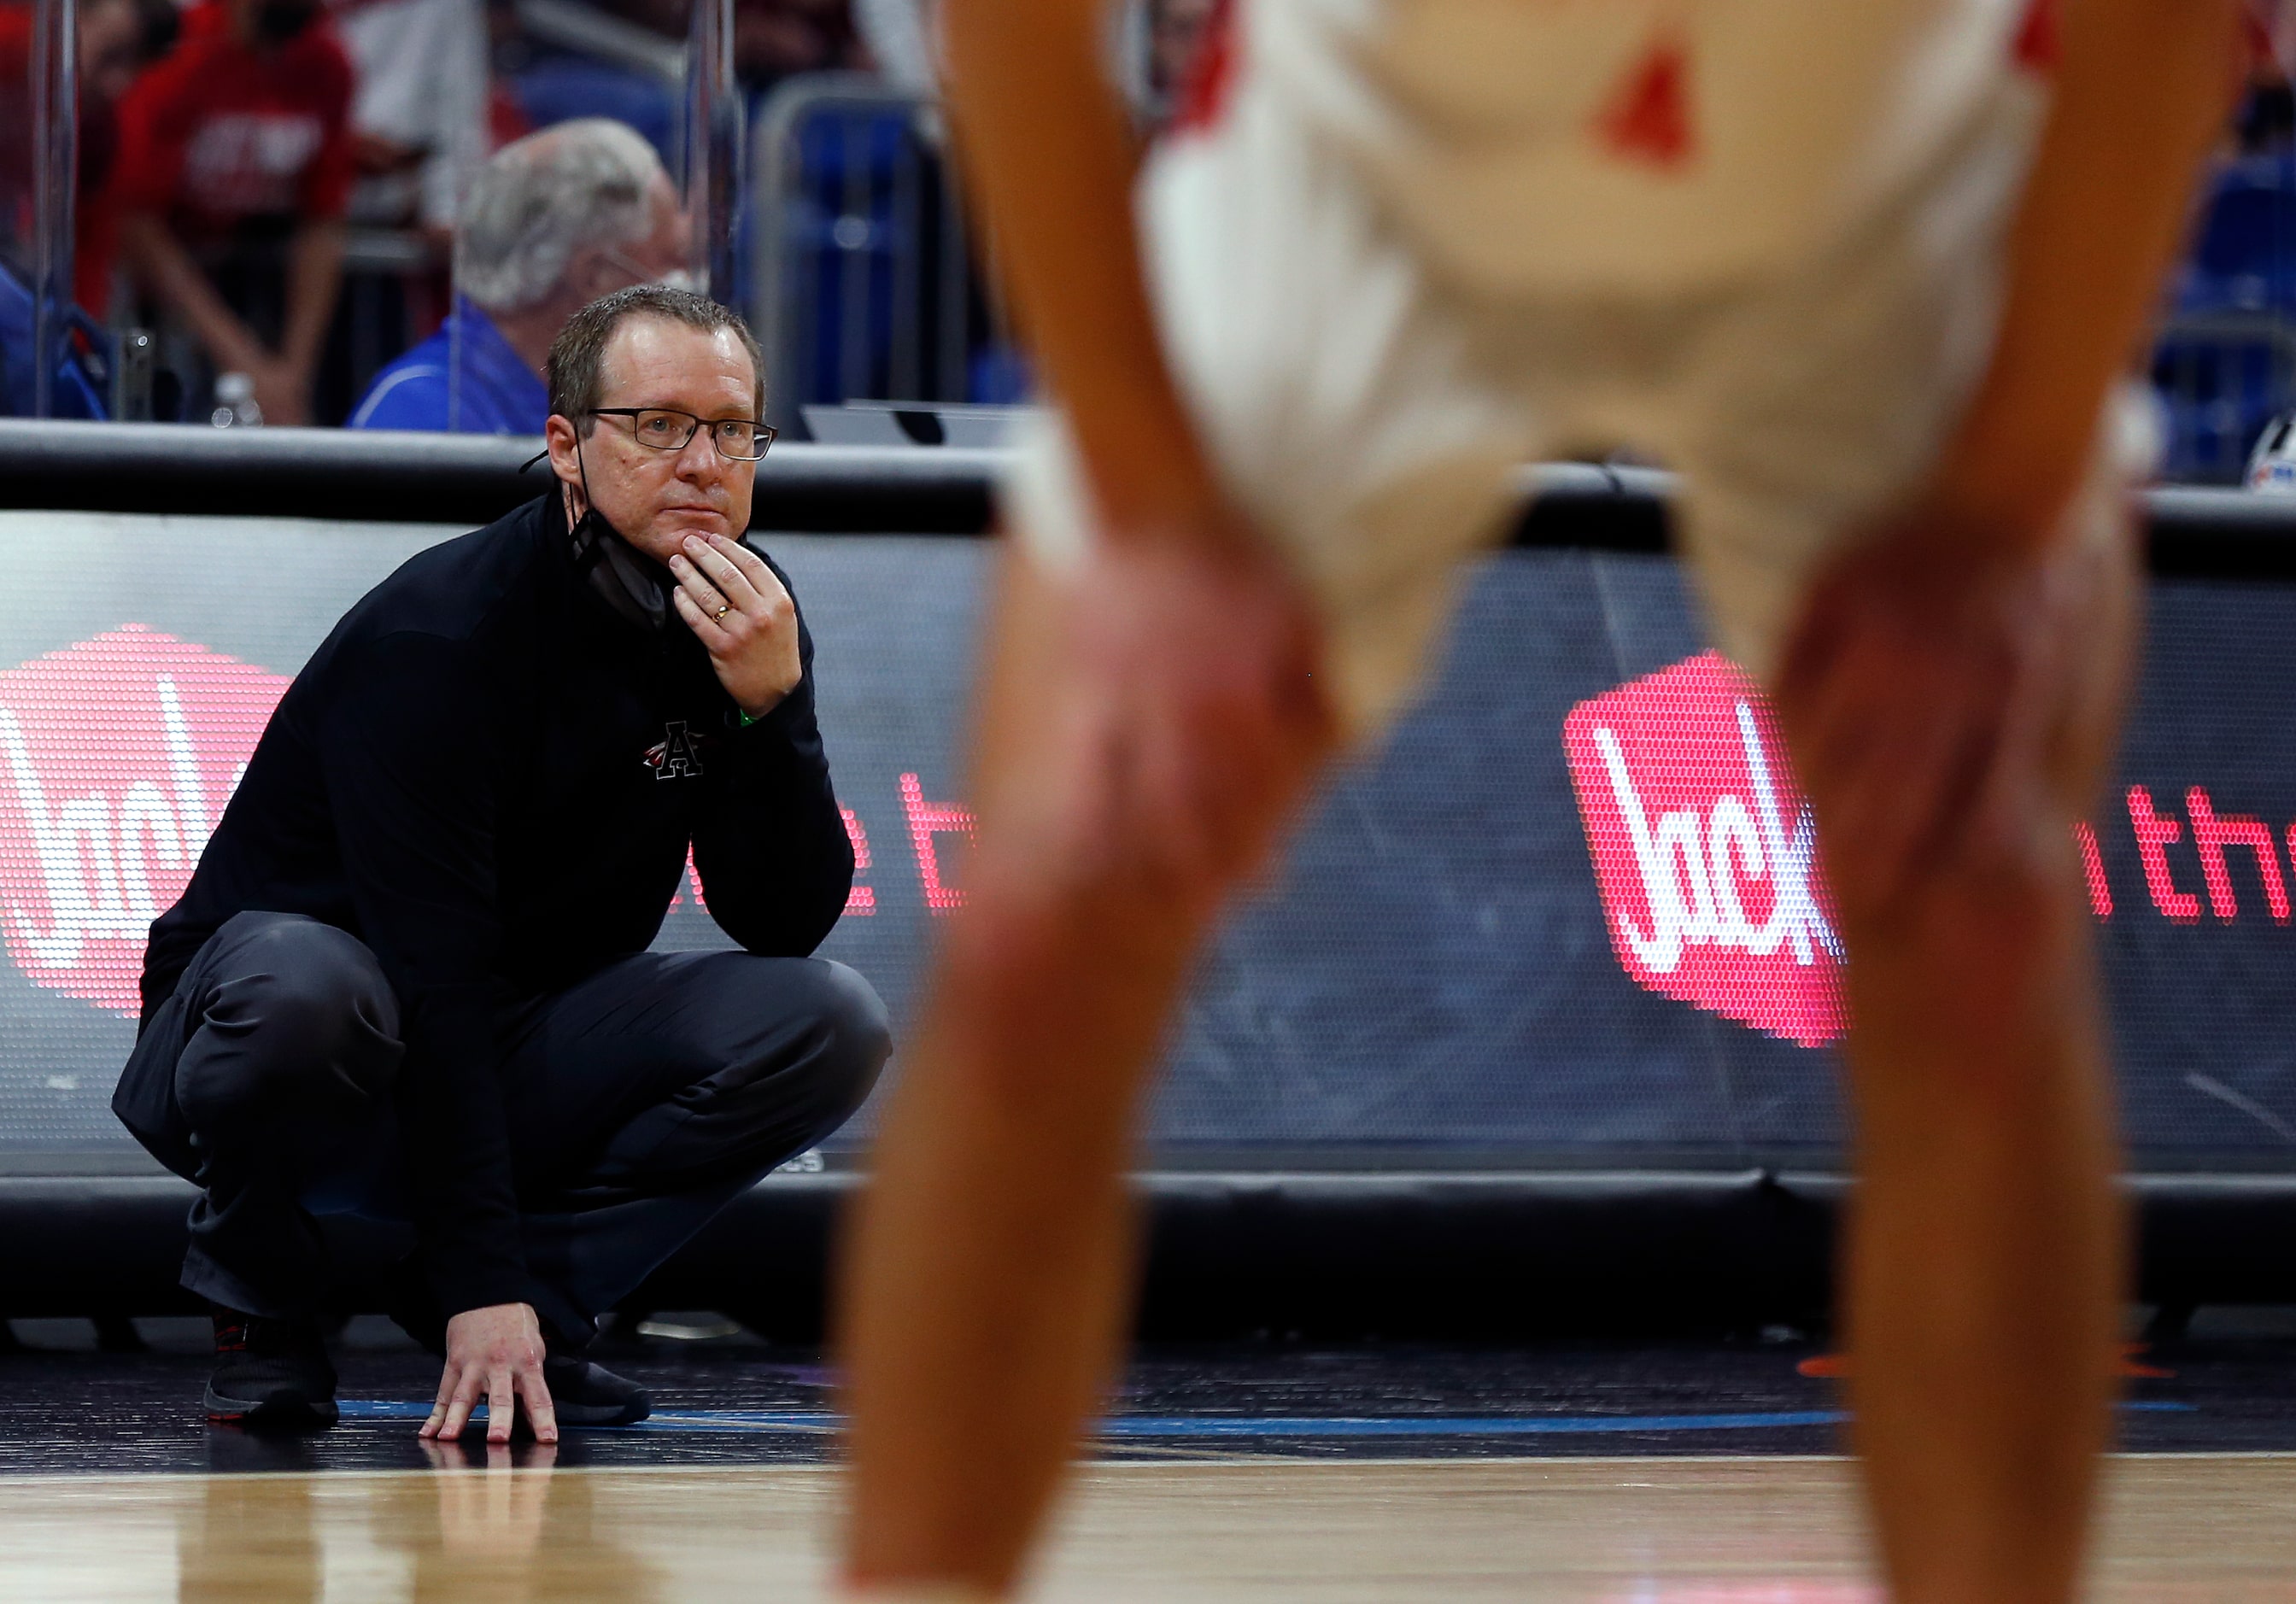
0, 0, 2287, 486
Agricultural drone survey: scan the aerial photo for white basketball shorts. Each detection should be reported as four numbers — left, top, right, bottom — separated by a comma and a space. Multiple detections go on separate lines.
1004, 3, 2152, 737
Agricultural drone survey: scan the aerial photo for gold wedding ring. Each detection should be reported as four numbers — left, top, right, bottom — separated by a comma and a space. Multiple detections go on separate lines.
712, 602, 731, 623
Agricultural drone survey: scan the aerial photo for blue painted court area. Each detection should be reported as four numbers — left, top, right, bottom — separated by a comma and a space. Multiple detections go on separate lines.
330, 1398, 2196, 1441
335, 1399, 1866, 1437
0, 1328, 2252, 1477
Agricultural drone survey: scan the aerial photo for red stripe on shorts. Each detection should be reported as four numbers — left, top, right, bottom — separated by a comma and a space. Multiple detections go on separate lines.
1173, 0, 1240, 134
2012, 0, 2062, 74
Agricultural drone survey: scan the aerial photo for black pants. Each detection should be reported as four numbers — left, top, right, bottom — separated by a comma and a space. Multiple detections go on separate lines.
114, 911, 890, 1341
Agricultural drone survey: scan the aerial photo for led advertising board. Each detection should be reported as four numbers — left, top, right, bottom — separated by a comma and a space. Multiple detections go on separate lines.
1, 509, 2293, 1173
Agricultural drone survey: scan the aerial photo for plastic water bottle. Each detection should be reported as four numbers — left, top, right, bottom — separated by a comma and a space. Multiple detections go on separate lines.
210, 372, 263, 429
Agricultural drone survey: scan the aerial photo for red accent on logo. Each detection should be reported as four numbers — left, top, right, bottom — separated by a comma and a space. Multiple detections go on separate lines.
0, 627, 289, 1016
1562, 652, 1845, 1048
899, 772, 974, 915
1596, 33, 1696, 169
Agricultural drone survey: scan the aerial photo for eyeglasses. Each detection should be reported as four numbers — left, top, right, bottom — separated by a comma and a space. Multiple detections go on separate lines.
591, 407, 776, 461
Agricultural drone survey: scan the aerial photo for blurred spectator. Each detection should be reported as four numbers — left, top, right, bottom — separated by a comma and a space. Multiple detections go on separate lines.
481, 0, 535, 144
76, 0, 179, 312
329, 0, 490, 237
736, 0, 864, 94
110, 0, 355, 424
348, 116, 687, 430
0, 0, 176, 311
81, 0, 169, 109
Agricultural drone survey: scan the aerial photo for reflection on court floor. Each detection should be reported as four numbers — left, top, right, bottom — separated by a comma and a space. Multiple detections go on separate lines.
5, 1456, 2296, 1601
0, 1327, 2284, 1596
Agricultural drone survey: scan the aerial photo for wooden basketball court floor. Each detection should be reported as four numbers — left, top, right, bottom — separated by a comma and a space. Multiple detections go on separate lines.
3, 1453, 2296, 1600
3, 1320, 2296, 1599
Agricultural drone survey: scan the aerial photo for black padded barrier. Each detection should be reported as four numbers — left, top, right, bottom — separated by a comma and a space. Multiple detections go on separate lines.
0, 417, 2270, 565
0, 421, 2294, 1335
0, 420, 1001, 533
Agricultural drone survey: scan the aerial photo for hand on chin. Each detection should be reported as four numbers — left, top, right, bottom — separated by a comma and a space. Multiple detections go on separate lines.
639, 506, 731, 553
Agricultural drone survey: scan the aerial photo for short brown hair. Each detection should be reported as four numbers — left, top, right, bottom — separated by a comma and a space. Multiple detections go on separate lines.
546, 284, 766, 430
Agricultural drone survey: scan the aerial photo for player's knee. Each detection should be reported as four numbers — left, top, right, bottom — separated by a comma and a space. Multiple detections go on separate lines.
1917, 817, 2064, 933
973, 782, 1286, 973
1855, 811, 2086, 1050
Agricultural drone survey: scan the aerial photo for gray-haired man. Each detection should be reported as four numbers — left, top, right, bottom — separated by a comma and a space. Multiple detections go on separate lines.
348, 118, 689, 432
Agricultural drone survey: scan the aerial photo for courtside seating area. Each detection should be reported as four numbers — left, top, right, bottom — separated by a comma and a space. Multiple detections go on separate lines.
2158, 152, 2296, 483
753, 95, 2296, 480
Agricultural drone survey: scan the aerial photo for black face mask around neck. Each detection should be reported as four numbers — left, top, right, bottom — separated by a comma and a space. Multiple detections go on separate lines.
567, 502, 671, 635
555, 433, 676, 635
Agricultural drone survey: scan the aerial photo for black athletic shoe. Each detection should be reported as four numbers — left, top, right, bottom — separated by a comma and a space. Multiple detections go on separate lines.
542, 1352, 651, 1427
204, 1306, 338, 1430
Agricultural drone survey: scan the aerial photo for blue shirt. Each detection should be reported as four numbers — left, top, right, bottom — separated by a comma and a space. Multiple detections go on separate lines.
349, 300, 548, 435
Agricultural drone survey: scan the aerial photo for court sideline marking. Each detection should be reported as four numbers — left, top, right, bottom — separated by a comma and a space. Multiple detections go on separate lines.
7, 1446, 2294, 1486
328, 1401, 2196, 1439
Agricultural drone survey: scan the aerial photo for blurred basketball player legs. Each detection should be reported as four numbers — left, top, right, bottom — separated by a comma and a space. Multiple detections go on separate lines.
1772, 9, 2234, 1589
838, 2, 2240, 1599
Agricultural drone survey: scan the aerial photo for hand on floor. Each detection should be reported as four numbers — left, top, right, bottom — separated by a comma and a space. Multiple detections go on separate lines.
422, 1302, 559, 1444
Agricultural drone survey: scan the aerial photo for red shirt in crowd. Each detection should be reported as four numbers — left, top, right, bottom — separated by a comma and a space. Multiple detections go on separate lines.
109, 2, 355, 249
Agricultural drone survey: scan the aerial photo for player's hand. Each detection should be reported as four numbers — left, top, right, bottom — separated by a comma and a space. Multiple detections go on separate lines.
667, 531, 804, 719
986, 510, 1337, 923
422, 1302, 559, 1445
1774, 501, 2128, 932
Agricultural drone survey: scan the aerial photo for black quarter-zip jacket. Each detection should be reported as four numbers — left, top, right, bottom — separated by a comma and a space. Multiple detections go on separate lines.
133, 492, 854, 1316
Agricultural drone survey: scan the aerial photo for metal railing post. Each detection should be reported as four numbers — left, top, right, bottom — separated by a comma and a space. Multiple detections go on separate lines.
30, 0, 75, 419
684, 0, 743, 306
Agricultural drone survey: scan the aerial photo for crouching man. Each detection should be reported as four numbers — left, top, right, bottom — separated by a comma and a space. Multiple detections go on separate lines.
113, 284, 891, 1439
